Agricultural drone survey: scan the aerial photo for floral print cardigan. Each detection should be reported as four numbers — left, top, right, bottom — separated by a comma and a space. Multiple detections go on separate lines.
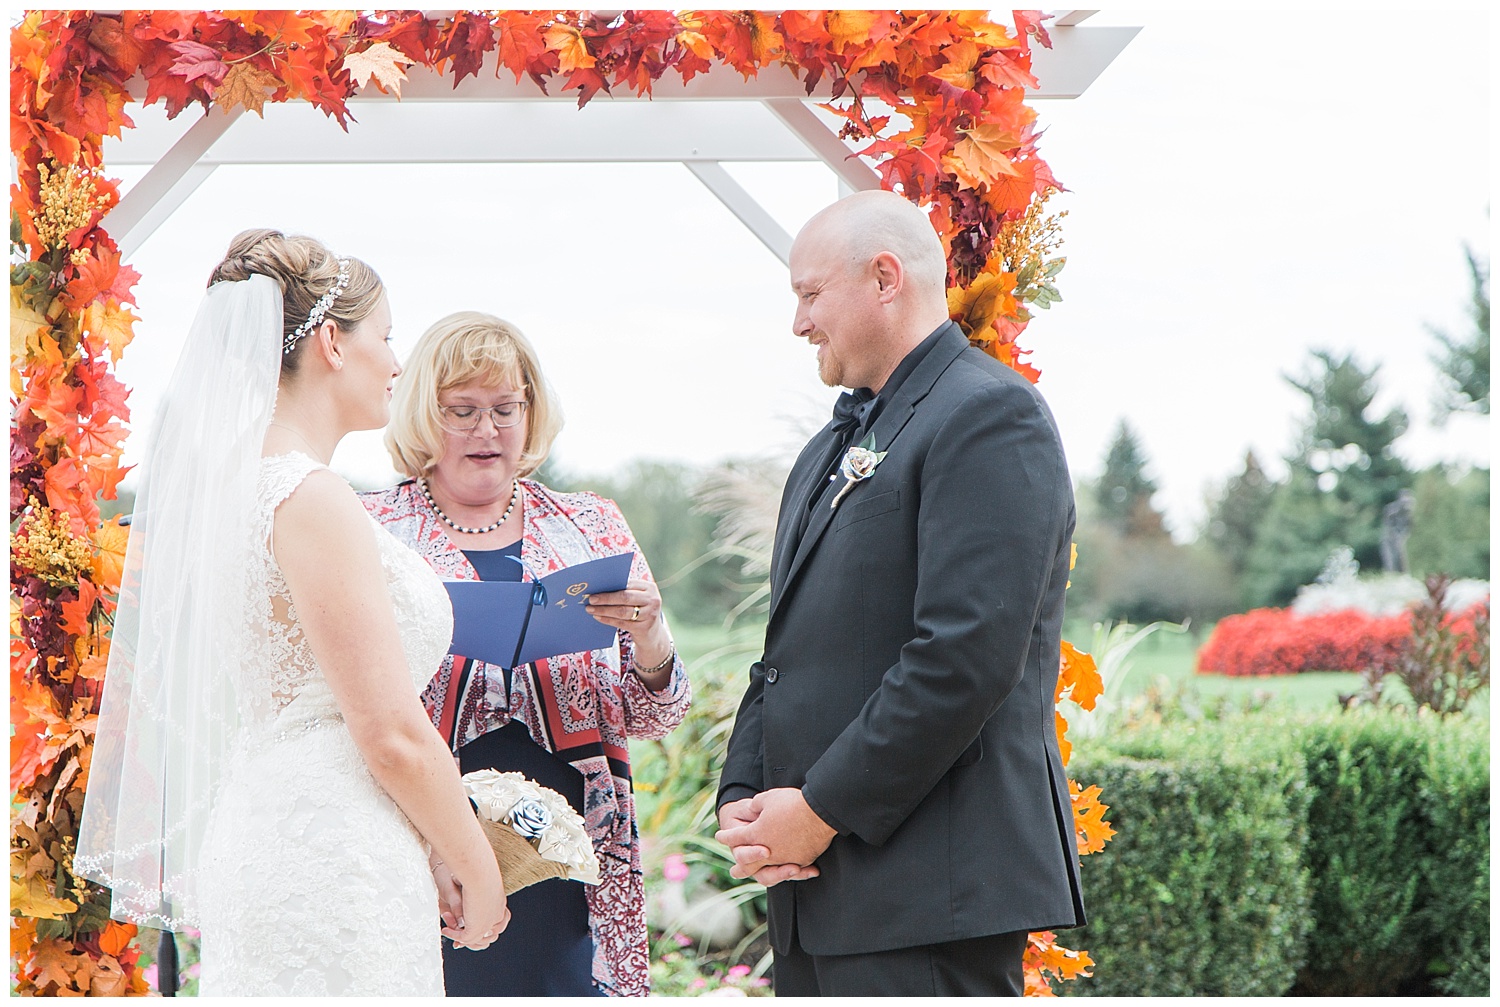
361, 478, 691, 996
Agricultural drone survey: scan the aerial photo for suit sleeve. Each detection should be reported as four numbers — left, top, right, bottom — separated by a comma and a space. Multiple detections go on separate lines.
801, 379, 1070, 846
717, 660, 767, 809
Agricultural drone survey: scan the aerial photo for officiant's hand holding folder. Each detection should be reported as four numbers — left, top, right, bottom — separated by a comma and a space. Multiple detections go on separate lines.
444, 552, 636, 668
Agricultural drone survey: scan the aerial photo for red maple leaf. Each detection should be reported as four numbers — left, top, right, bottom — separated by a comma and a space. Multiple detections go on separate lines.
436, 12, 497, 86
167, 40, 230, 86
62, 245, 140, 310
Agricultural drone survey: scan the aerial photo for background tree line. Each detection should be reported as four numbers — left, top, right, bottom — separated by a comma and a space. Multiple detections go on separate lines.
1069, 247, 1489, 629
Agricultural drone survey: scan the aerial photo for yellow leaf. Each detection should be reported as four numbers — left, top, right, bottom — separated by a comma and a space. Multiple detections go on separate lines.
12, 287, 50, 367
213, 63, 280, 117
948, 123, 1022, 189
91, 517, 129, 588
676, 30, 714, 60
930, 38, 980, 89
10, 853, 79, 920
544, 25, 596, 73
341, 40, 414, 98
826, 10, 880, 53
78, 299, 137, 363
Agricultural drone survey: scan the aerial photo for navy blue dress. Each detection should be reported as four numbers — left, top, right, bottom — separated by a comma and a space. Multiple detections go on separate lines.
445, 543, 600, 996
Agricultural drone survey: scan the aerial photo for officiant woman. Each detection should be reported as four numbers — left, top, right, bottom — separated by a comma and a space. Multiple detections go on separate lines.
361, 311, 690, 997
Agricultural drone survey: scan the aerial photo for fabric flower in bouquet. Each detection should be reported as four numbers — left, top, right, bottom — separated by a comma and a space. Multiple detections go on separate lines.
462, 770, 602, 894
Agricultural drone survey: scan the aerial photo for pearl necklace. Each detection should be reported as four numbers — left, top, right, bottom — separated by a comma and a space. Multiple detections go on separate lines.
418, 478, 520, 535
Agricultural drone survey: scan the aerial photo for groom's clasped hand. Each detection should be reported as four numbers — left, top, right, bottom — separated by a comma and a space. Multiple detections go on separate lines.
714, 789, 831, 885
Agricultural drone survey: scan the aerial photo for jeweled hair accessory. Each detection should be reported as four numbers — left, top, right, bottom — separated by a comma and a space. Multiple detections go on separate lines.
283, 256, 351, 355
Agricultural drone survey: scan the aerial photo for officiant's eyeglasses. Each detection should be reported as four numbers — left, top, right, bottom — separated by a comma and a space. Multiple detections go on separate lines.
437, 401, 529, 432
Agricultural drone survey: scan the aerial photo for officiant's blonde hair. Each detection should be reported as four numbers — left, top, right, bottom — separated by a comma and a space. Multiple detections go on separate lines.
385, 311, 563, 479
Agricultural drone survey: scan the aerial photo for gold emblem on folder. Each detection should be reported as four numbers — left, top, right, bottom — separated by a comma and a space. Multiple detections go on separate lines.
566, 582, 588, 597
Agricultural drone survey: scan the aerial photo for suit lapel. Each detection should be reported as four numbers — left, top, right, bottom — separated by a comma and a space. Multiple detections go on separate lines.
770, 425, 842, 599
769, 326, 969, 626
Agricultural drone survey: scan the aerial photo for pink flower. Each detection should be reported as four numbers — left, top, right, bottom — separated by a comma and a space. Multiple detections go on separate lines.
727, 965, 751, 978
691, 978, 707, 989
141, 964, 158, 987
673, 932, 693, 948
663, 854, 690, 883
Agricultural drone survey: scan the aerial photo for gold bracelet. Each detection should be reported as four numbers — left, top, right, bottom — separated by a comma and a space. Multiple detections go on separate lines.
634, 646, 676, 677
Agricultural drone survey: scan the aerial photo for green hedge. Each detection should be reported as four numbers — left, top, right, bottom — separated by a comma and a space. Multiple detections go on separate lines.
1421, 718, 1490, 996
1066, 730, 1311, 996
1065, 712, 1488, 997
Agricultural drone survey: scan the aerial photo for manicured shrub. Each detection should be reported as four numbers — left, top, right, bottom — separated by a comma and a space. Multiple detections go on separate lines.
1066, 730, 1311, 996
1290, 712, 1434, 995
1068, 712, 1490, 996
1420, 717, 1490, 996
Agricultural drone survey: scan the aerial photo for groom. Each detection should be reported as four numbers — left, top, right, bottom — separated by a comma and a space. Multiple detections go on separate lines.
715, 191, 1085, 996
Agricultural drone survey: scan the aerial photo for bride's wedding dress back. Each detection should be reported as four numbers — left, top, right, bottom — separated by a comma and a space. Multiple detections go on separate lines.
196, 451, 452, 996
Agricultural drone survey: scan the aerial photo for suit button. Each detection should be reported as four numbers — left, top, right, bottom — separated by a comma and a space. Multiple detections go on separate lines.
766, 667, 780, 684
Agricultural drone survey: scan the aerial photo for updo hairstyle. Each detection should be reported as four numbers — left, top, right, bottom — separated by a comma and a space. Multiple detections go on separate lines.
208, 228, 384, 372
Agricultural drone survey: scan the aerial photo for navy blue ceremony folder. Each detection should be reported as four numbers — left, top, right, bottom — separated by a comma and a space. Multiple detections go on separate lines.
444, 552, 635, 668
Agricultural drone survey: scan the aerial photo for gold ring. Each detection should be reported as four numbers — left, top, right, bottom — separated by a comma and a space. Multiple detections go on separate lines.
632, 606, 641, 621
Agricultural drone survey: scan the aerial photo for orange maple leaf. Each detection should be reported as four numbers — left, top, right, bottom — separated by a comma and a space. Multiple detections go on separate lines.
92, 518, 129, 588
544, 24, 596, 74
1058, 639, 1103, 711
59, 580, 98, 640
1071, 780, 1116, 855
947, 271, 1018, 342
97, 922, 136, 959
213, 63, 280, 117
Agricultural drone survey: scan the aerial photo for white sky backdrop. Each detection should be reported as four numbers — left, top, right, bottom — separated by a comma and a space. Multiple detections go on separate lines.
103, 9, 1490, 540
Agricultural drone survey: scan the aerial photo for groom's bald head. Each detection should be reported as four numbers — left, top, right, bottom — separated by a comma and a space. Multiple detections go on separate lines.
796, 190, 949, 305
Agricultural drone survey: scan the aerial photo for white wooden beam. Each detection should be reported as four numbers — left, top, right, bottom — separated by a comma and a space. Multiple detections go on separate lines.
103, 105, 242, 257
762, 98, 881, 193
1030, 25, 1140, 99
685, 162, 793, 265
103, 101, 815, 166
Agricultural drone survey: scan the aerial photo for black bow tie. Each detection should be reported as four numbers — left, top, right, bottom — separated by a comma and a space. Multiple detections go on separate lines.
831, 388, 876, 437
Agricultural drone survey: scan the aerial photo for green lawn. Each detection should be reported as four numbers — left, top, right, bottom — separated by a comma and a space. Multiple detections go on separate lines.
1065, 620, 1489, 718
669, 614, 1487, 719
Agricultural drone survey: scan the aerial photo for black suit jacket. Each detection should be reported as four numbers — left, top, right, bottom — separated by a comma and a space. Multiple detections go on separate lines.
718, 323, 1085, 956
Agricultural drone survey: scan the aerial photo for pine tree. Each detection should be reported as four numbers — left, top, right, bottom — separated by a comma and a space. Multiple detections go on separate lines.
1094, 419, 1166, 538
1242, 350, 1412, 606
1431, 245, 1489, 418
1205, 450, 1276, 580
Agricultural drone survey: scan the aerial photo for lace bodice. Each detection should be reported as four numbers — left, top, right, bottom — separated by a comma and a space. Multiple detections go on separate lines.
197, 453, 452, 995
241, 453, 452, 731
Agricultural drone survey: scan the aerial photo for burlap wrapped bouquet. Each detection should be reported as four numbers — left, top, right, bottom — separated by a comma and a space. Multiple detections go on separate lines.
462, 770, 602, 895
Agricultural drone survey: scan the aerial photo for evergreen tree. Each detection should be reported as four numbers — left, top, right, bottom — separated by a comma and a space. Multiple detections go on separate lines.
1205, 450, 1276, 581
1094, 419, 1166, 538
1242, 350, 1412, 607
1406, 464, 1491, 580
1431, 245, 1490, 418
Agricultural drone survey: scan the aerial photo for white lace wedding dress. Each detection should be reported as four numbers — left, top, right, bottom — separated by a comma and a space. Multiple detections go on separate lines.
197, 453, 451, 996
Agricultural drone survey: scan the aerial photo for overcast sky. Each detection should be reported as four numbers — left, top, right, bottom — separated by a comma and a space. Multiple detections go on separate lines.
102, 9, 1490, 539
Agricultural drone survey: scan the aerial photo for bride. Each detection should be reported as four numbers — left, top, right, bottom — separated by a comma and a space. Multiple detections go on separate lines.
75, 230, 507, 995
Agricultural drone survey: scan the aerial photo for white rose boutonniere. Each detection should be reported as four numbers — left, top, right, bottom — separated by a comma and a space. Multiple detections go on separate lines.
831, 433, 887, 510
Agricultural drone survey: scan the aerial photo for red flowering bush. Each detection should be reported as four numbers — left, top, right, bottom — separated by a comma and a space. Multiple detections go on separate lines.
1197, 608, 1410, 677
1198, 601, 1488, 678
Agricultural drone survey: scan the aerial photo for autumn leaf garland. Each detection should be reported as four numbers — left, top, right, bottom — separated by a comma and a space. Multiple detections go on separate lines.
10, 9, 1105, 996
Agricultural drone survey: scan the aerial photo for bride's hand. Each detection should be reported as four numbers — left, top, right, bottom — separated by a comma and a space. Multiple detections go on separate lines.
441, 872, 510, 952
431, 857, 462, 932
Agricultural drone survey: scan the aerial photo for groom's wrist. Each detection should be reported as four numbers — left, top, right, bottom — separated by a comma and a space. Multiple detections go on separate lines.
800, 786, 849, 838
717, 784, 759, 811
